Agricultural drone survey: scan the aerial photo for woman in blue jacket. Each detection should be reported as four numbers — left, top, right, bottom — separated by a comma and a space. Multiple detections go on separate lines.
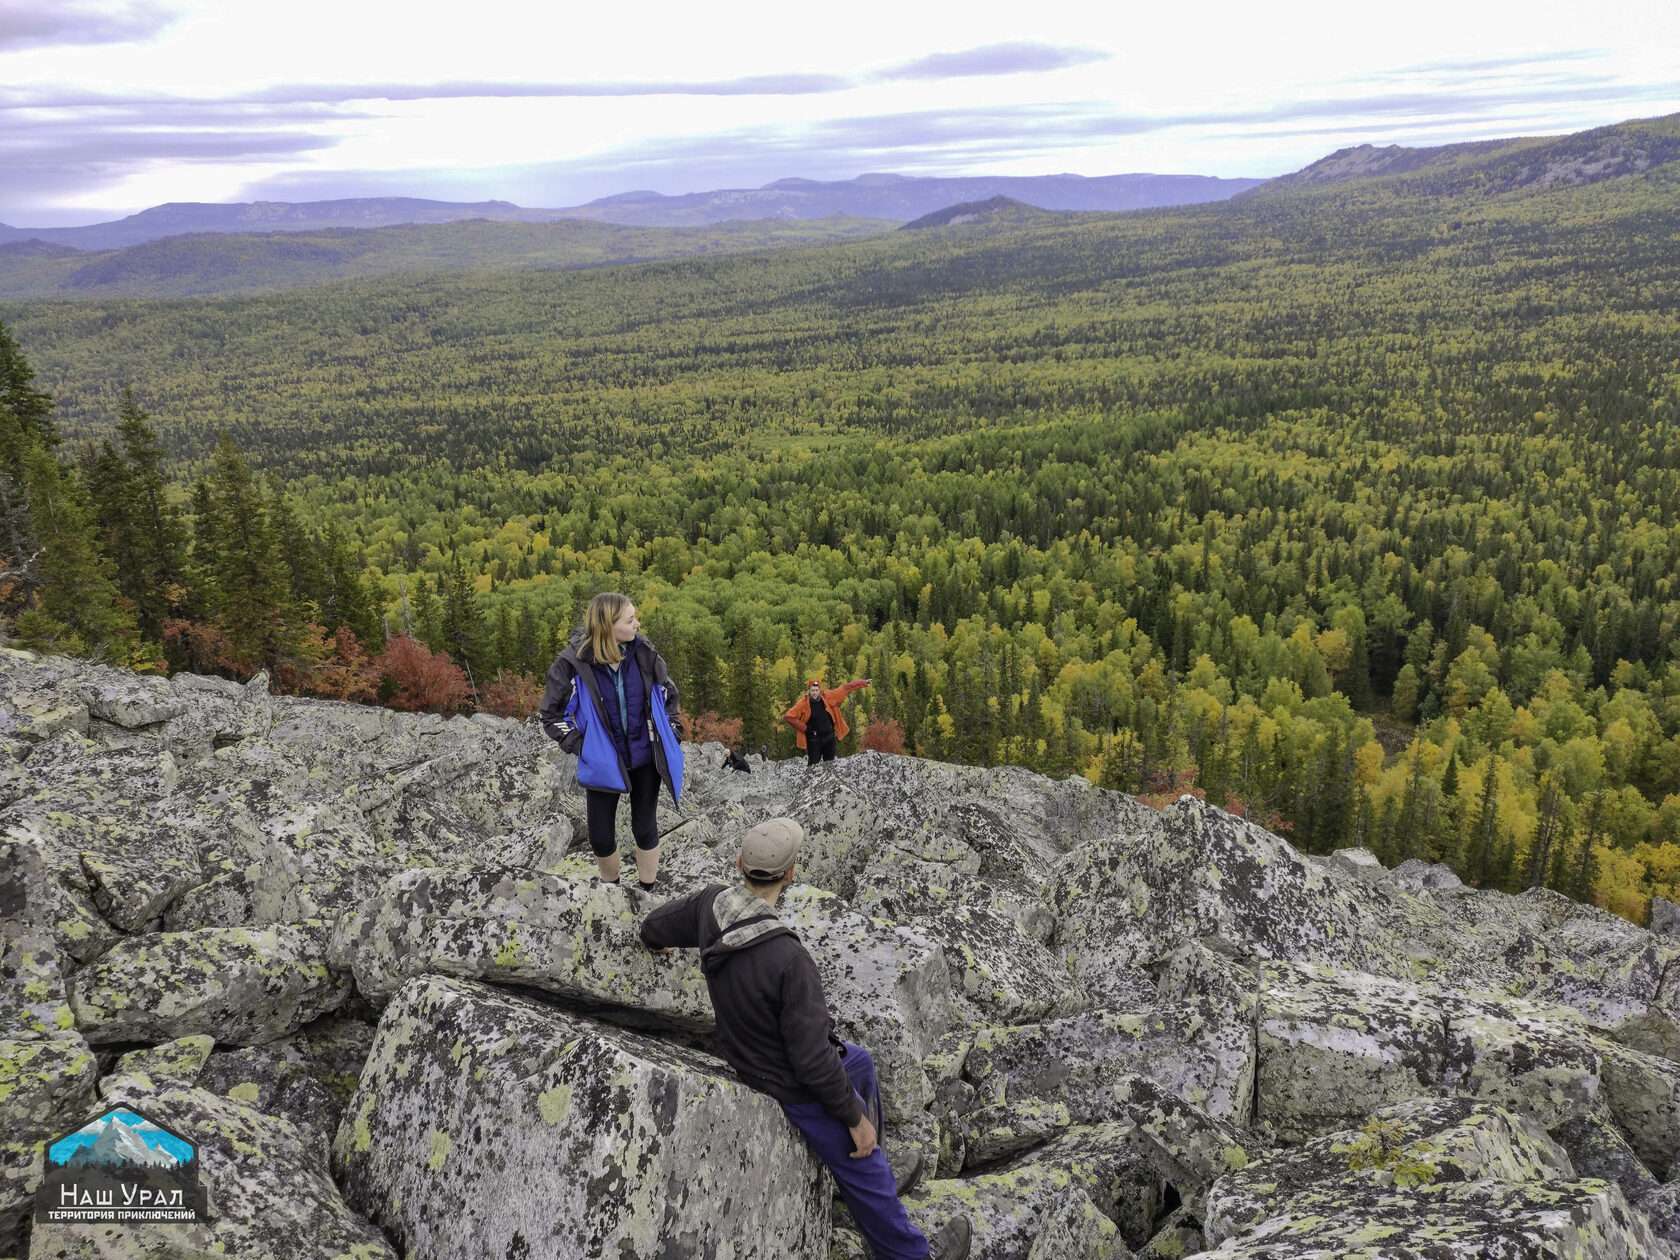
539, 592, 685, 887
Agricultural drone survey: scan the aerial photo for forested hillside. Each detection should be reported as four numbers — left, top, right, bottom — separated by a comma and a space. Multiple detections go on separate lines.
0, 215, 892, 299
2, 113, 1678, 921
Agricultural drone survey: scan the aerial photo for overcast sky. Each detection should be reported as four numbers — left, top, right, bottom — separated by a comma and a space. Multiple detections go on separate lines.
3, 0, 1678, 226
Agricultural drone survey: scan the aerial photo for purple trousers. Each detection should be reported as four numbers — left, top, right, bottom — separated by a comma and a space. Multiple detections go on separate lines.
781, 1042, 929, 1260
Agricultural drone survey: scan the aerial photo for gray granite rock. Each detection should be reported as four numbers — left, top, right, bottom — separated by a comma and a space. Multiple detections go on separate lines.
333, 974, 832, 1260
68, 924, 349, 1045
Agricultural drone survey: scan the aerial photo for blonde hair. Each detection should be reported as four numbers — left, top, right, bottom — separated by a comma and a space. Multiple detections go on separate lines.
585, 592, 632, 666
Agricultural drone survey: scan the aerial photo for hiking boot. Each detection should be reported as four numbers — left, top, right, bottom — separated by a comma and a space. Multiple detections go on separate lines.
927, 1213, 971, 1260
889, 1145, 925, 1197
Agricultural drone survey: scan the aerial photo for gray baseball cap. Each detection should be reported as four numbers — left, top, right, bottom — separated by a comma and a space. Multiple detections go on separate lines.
740, 817, 803, 880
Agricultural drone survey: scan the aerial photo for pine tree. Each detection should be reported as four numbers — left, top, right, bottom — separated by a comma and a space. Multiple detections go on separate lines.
1526, 776, 1566, 890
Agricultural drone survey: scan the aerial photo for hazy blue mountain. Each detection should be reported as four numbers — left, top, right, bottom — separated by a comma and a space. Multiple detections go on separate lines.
0, 216, 894, 299
0, 172, 1262, 250
561, 172, 1263, 225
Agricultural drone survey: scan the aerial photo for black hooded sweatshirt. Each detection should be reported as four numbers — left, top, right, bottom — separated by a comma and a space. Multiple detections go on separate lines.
639, 883, 862, 1126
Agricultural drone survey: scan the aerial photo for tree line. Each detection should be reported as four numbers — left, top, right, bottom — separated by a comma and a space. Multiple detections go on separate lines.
2, 129, 1677, 922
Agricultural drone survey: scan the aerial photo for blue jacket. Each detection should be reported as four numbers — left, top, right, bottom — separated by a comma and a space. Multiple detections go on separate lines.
591, 649, 654, 770
539, 630, 685, 803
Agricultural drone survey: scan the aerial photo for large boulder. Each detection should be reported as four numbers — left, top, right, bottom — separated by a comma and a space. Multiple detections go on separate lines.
1052, 796, 1413, 1000
68, 924, 349, 1044
963, 1003, 1254, 1131
0, 1035, 98, 1256
780, 886, 956, 1123
1202, 1097, 1667, 1258
334, 974, 832, 1260
330, 866, 715, 1027
29, 1081, 397, 1260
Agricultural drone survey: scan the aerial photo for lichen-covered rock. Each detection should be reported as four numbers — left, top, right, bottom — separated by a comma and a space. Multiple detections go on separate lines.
1327, 846, 1387, 883
1392, 858, 1464, 890
856, 857, 1084, 1025
1255, 962, 1451, 1141
1202, 1102, 1659, 1256
1114, 1074, 1259, 1212
1442, 998, 1602, 1129
989, 1120, 1164, 1250
195, 1017, 375, 1154
0, 1036, 98, 1137
0, 1035, 98, 1256
0, 819, 122, 965
781, 886, 956, 1123
901, 1171, 1124, 1260
1204, 1098, 1584, 1247
333, 974, 831, 1260
1633, 1180, 1680, 1246
68, 924, 349, 1045
1652, 898, 1680, 938
1208, 1180, 1665, 1258
332, 865, 716, 1026
959, 1098, 1072, 1167
963, 1004, 1255, 1132
1549, 1104, 1662, 1202
1593, 1036, 1680, 1178
79, 673, 187, 729
1610, 1006, 1680, 1064
97, 1034, 215, 1097
0, 932, 75, 1041
1136, 1207, 1204, 1258
28, 1081, 397, 1260
1053, 797, 1408, 998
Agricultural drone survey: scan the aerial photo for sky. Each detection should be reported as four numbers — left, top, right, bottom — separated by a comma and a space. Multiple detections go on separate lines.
2, 0, 1678, 226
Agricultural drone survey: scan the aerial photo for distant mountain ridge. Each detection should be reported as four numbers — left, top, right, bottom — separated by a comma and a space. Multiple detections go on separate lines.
900, 196, 1058, 229
557, 172, 1262, 226
0, 172, 1262, 250
1244, 114, 1680, 197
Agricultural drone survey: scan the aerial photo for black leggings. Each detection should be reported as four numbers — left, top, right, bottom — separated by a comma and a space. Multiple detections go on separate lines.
807, 730, 837, 764
585, 762, 663, 858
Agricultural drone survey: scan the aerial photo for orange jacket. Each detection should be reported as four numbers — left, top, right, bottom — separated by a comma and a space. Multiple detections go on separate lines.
784, 681, 867, 749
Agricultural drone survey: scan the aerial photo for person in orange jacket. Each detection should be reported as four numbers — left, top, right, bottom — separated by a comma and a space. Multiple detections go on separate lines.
785, 678, 870, 765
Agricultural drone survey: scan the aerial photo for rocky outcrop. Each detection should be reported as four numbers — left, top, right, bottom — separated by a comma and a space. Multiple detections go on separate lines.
1203, 1097, 1666, 1257
334, 974, 832, 1260
4, 649, 1680, 1258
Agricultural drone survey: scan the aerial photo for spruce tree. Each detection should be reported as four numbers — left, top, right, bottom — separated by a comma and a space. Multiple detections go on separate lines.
269, 490, 325, 616
0, 320, 54, 451
319, 520, 382, 645
199, 434, 304, 672
441, 557, 487, 685
87, 389, 189, 641
17, 437, 133, 655
1463, 758, 1501, 886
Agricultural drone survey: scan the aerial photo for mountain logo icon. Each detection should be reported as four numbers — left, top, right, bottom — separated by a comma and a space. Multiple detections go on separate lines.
47, 1109, 195, 1170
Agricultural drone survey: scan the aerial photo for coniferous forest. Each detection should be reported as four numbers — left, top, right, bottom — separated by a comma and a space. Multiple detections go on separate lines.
2, 115, 1678, 922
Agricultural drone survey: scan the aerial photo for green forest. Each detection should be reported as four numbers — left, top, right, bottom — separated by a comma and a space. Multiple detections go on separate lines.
2, 114, 1678, 923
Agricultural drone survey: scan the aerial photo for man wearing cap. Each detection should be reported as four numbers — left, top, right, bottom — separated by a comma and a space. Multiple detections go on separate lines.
786, 678, 870, 765
639, 817, 971, 1260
